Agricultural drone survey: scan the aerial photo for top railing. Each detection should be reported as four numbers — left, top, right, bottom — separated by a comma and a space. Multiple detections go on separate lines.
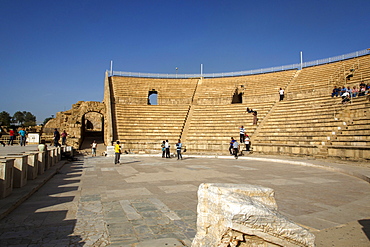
108, 48, 370, 79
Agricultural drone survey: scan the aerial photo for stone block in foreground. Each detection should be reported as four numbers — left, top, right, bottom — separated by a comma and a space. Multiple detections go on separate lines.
192, 183, 315, 247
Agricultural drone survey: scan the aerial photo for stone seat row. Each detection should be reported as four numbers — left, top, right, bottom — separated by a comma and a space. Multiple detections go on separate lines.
0, 147, 63, 199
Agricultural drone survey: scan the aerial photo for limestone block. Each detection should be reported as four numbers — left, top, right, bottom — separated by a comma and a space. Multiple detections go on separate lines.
25, 152, 38, 180
0, 159, 14, 198
0, 155, 28, 188
192, 183, 315, 247
35, 151, 45, 175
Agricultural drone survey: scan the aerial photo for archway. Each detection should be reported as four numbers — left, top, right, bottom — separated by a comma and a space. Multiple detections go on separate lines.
232, 87, 243, 104
80, 111, 104, 151
148, 89, 158, 105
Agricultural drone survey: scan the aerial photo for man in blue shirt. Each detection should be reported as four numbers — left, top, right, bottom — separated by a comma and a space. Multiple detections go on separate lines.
18, 128, 27, 146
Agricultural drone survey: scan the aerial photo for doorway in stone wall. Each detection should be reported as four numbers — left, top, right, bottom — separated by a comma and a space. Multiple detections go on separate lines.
80, 112, 104, 152
148, 89, 158, 105
232, 86, 243, 104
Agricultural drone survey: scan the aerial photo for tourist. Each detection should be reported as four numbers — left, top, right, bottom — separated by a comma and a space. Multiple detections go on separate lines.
8, 128, 15, 146
161, 141, 166, 158
233, 140, 239, 159
352, 86, 359, 98
331, 86, 340, 97
239, 126, 245, 143
176, 139, 183, 160
279, 88, 285, 101
61, 130, 68, 145
165, 140, 171, 158
229, 137, 235, 155
342, 95, 350, 104
53, 128, 61, 147
114, 141, 121, 164
0, 127, 5, 147
244, 135, 250, 151
18, 128, 27, 146
252, 110, 258, 125
38, 139, 47, 152
91, 140, 97, 157
246, 107, 253, 113
341, 91, 350, 99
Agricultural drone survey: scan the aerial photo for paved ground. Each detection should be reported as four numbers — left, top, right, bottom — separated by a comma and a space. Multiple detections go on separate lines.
0, 144, 369, 246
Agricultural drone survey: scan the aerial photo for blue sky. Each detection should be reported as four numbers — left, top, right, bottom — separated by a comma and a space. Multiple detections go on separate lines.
1, 0, 369, 124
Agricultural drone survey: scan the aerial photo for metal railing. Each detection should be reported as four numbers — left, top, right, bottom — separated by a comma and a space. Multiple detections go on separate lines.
108, 48, 370, 79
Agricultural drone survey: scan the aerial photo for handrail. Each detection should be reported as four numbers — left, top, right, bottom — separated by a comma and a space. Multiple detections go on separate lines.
108, 48, 370, 79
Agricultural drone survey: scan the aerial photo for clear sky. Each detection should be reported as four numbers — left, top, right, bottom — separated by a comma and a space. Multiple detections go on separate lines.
1, 0, 369, 124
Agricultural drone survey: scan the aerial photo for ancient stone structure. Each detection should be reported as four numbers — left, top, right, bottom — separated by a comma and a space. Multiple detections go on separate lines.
192, 183, 316, 247
43, 101, 107, 149
43, 52, 370, 160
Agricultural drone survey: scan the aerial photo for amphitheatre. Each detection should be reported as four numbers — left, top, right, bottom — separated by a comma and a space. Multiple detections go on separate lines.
0, 48, 370, 246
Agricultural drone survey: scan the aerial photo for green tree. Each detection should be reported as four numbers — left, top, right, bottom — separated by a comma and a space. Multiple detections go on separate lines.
12, 111, 26, 125
24, 112, 36, 126
12, 111, 37, 126
0, 111, 11, 126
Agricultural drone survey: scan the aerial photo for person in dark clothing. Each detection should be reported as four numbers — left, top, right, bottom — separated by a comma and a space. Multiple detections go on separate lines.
54, 128, 61, 147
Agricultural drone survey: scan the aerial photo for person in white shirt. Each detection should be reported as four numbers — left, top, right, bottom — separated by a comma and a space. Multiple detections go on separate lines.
244, 135, 250, 151
91, 140, 98, 157
165, 140, 170, 158
279, 88, 285, 101
239, 126, 245, 143
233, 140, 239, 159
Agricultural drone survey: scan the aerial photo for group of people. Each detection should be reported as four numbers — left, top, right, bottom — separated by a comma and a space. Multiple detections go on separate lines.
161, 139, 184, 160
53, 129, 68, 147
331, 82, 370, 104
229, 126, 251, 159
0, 127, 28, 146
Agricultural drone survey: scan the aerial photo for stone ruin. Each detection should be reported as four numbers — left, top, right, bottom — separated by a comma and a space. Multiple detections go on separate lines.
42, 101, 108, 149
192, 183, 315, 247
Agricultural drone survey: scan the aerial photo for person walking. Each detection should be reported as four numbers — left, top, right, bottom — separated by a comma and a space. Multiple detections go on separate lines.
18, 128, 27, 146
8, 129, 15, 146
53, 129, 61, 147
279, 88, 285, 101
229, 137, 235, 155
114, 141, 121, 164
91, 140, 98, 157
233, 140, 240, 159
239, 126, 245, 143
61, 130, 68, 145
165, 140, 170, 158
176, 139, 183, 160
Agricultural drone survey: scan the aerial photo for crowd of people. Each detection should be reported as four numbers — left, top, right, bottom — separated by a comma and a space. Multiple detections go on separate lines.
160, 139, 185, 160
331, 81, 370, 104
228, 126, 252, 159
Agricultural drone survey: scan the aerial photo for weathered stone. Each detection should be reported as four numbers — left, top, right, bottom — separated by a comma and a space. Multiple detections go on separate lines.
192, 183, 315, 247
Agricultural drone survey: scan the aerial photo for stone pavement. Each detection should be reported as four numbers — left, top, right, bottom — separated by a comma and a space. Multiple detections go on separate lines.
0, 145, 369, 246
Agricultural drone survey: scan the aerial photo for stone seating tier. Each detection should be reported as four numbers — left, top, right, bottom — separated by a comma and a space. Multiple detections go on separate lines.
108, 54, 370, 159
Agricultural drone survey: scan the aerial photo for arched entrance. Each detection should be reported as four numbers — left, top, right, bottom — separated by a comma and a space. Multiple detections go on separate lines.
80, 111, 104, 151
148, 89, 158, 105
232, 86, 244, 104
